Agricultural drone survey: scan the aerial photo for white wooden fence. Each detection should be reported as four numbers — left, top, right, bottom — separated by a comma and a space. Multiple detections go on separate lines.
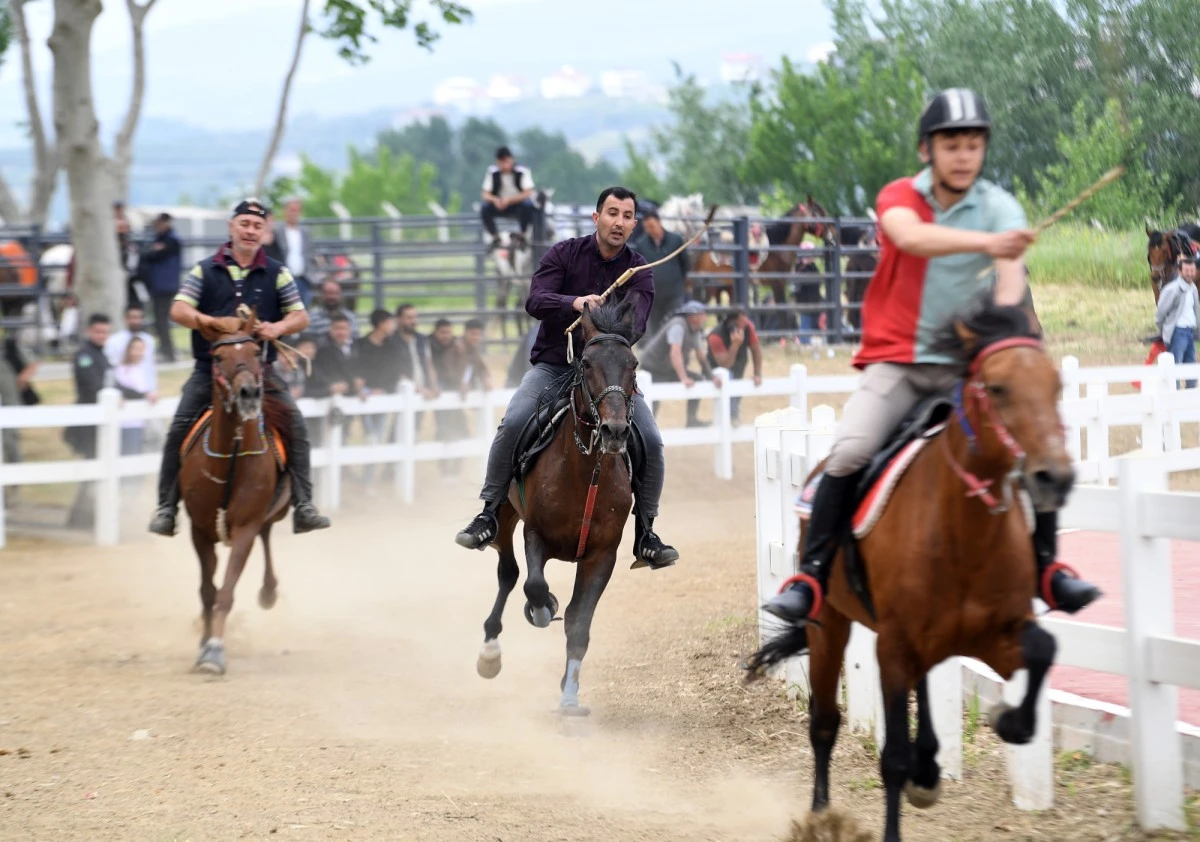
753, 404, 1200, 831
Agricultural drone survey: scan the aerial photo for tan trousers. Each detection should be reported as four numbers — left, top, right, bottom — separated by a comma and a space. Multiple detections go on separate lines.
826, 363, 962, 477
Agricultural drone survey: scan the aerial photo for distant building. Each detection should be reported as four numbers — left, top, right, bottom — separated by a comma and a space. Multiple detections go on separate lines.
540, 66, 592, 99
599, 69, 660, 100
432, 76, 491, 113
486, 74, 530, 102
719, 52, 766, 83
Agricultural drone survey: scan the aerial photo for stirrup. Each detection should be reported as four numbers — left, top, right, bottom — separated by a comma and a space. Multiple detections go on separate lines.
630, 533, 678, 570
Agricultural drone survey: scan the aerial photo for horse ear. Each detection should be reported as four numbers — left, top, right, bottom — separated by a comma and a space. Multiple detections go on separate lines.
579, 301, 598, 338
618, 298, 638, 330
954, 319, 979, 352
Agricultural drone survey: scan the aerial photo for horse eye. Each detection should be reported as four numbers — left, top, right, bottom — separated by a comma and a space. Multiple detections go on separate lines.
986, 383, 1008, 399
629, 359, 638, 370
580, 358, 591, 369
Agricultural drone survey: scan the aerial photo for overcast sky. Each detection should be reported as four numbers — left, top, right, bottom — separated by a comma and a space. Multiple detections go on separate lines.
0, 0, 833, 145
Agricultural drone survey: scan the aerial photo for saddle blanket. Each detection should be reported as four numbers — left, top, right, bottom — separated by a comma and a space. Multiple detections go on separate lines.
182, 409, 287, 471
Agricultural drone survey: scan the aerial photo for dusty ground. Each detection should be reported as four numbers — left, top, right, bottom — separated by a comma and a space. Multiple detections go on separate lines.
1, 455, 1196, 842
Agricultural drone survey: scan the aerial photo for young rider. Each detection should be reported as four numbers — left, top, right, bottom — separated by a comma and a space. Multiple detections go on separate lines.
762, 88, 1101, 626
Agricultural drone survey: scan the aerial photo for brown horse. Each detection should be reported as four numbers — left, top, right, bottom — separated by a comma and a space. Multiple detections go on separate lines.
182, 308, 293, 675
475, 300, 640, 715
1146, 224, 1197, 304
756, 197, 833, 330
748, 302, 1074, 842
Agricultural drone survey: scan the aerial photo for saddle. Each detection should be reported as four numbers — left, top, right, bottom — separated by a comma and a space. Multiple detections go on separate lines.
511, 391, 645, 487
181, 408, 288, 473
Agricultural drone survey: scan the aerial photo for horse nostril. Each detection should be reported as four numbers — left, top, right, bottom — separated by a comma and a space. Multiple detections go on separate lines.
599, 421, 628, 441
240, 384, 261, 400
1034, 467, 1075, 496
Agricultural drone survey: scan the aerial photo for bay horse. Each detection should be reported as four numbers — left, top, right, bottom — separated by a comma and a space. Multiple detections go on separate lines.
182, 307, 293, 675
1146, 224, 1197, 304
757, 196, 833, 330
475, 300, 640, 715
747, 302, 1075, 842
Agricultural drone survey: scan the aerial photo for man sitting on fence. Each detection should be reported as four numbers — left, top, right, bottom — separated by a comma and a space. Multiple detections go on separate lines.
760, 88, 1100, 628
147, 198, 331, 537
455, 186, 679, 569
480, 146, 536, 249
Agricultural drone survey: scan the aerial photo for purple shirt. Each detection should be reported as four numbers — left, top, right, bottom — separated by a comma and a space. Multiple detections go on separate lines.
525, 234, 655, 366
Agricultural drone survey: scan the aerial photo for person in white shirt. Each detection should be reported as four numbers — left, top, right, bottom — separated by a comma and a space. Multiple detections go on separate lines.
104, 303, 157, 395
1156, 256, 1199, 388
112, 335, 157, 457
480, 146, 536, 248
273, 197, 323, 309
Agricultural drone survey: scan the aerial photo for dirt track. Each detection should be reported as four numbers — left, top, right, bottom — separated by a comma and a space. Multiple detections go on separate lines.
0, 452, 1191, 841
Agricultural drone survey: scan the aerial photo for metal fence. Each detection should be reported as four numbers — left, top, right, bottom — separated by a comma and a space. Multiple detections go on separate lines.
0, 209, 879, 358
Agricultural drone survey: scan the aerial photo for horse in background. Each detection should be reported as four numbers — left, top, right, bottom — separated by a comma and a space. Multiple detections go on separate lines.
1146, 222, 1197, 304
755, 196, 834, 330
840, 212, 879, 332
490, 230, 534, 341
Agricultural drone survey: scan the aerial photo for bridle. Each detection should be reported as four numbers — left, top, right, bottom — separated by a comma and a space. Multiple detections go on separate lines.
941, 336, 1049, 515
569, 332, 636, 457
206, 334, 269, 461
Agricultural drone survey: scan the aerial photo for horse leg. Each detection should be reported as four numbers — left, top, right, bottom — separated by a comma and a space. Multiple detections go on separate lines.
807, 605, 851, 812
192, 526, 218, 647
906, 676, 942, 808
988, 621, 1057, 745
258, 521, 278, 610
877, 638, 917, 842
195, 527, 257, 676
478, 504, 520, 679
558, 551, 617, 716
521, 528, 556, 628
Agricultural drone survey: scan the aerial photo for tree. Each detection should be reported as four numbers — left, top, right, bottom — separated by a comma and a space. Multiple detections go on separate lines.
50, 0, 160, 323
284, 144, 443, 220
512, 127, 620, 201
377, 115, 459, 206
617, 140, 665, 203
742, 50, 926, 214
253, 0, 472, 196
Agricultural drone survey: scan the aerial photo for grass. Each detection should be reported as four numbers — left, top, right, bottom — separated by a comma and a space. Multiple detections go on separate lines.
1026, 223, 1150, 291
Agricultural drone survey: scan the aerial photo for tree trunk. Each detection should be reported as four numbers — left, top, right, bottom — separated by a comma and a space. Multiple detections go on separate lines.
254, 0, 311, 197
50, 0, 122, 322
1, 0, 59, 226
108, 0, 158, 202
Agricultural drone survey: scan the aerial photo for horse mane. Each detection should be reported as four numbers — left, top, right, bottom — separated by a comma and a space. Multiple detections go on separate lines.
927, 295, 1040, 364
583, 300, 637, 344
261, 390, 295, 453
1148, 230, 1165, 247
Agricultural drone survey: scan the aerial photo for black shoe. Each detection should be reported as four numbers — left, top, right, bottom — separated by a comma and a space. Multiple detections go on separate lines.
1043, 568, 1102, 614
293, 503, 331, 534
762, 583, 819, 623
148, 506, 177, 537
455, 509, 498, 550
631, 526, 679, 570
686, 417, 710, 428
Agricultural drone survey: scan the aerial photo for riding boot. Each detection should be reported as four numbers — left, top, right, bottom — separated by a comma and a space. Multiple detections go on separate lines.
148, 436, 183, 536
1033, 510, 1101, 613
287, 409, 331, 534
631, 507, 679, 570
455, 500, 502, 550
762, 472, 859, 624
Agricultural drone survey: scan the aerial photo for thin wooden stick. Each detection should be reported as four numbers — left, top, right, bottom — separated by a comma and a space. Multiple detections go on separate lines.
1032, 166, 1126, 234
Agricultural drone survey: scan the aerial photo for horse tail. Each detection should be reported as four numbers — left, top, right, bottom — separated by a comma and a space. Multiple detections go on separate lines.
743, 624, 810, 675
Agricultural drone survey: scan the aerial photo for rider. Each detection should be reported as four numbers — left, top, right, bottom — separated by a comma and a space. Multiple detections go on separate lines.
762, 88, 1101, 626
455, 186, 678, 569
148, 198, 332, 537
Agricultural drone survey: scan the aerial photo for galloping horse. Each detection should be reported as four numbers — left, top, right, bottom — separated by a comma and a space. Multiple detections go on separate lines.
182, 307, 293, 675
748, 302, 1074, 842
1146, 223, 1198, 304
475, 300, 640, 715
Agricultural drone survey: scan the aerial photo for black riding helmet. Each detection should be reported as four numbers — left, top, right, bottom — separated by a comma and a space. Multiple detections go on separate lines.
918, 88, 992, 144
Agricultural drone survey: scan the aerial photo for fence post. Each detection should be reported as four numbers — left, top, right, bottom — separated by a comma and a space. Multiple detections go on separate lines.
396, 381, 417, 504
1119, 454, 1185, 830
927, 657, 963, 781
1002, 658, 1054, 810
478, 389, 497, 484
95, 388, 121, 546
1140, 364, 1163, 454
327, 397, 344, 511
789, 363, 809, 419
370, 222, 385, 312
427, 201, 450, 243
713, 367, 733, 481
639, 371, 655, 416
330, 201, 352, 241
1085, 380, 1111, 484
844, 623, 883, 744
381, 201, 404, 243
1060, 356, 1083, 462
318, 402, 335, 510
830, 216, 845, 344
1156, 354, 1181, 451
731, 216, 751, 308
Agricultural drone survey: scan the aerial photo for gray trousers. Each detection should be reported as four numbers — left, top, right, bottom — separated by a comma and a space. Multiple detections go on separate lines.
480, 362, 665, 519
826, 363, 961, 477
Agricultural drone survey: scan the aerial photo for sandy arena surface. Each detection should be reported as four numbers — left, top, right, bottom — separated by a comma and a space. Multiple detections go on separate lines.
0, 452, 1194, 841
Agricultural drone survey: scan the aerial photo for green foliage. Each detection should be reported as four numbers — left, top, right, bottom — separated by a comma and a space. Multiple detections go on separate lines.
1025, 224, 1146, 291
618, 139, 665, 201
1016, 99, 1177, 229
0, 6, 10, 71
317, 0, 472, 64
286, 144, 440, 220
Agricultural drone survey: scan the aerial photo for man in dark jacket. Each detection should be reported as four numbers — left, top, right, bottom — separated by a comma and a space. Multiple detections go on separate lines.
65, 314, 112, 528
139, 213, 183, 362
631, 210, 688, 335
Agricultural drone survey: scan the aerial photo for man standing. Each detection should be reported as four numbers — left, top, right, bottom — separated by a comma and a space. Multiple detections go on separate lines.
274, 197, 322, 309
638, 300, 720, 428
480, 146, 536, 248
65, 314, 112, 528
1156, 256, 1199, 389
631, 210, 689, 335
707, 307, 763, 425
138, 213, 182, 362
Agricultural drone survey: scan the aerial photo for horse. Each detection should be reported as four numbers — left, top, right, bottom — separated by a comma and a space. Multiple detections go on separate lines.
747, 301, 1074, 842
756, 197, 833, 330
490, 229, 533, 340
181, 307, 294, 676
1146, 223, 1197, 304
475, 300, 641, 715
840, 217, 879, 332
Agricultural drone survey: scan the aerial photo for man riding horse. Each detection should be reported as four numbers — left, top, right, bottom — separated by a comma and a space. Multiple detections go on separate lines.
455, 186, 678, 569
148, 199, 331, 537
762, 88, 1101, 627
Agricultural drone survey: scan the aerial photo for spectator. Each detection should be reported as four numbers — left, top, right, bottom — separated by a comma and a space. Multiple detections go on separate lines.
0, 333, 38, 471
1156, 256, 1199, 389
308, 279, 358, 339
638, 300, 720, 427
262, 210, 285, 263
707, 307, 763, 425
792, 241, 824, 343
64, 314, 112, 528
112, 335, 157, 456
113, 201, 140, 307
307, 314, 359, 399
136, 213, 182, 362
353, 309, 400, 484
391, 303, 437, 398
631, 210, 689, 335
104, 303, 157, 392
429, 318, 467, 477
460, 318, 492, 395
480, 146, 536, 248
273, 197, 323, 308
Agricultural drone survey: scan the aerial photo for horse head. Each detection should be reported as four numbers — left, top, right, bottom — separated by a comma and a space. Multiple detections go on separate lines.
1147, 224, 1177, 288
575, 300, 639, 455
945, 301, 1074, 512
199, 307, 265, 424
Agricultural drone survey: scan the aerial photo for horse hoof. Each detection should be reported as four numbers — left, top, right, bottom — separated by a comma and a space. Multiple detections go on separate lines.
194, 642, 226, 676
905, 780, 941, 809
989, 702, 1032, 745
476, 640, 502, 679
523, 595, 558, 628
558, 703, 591, 717
258, 588, 277, 610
